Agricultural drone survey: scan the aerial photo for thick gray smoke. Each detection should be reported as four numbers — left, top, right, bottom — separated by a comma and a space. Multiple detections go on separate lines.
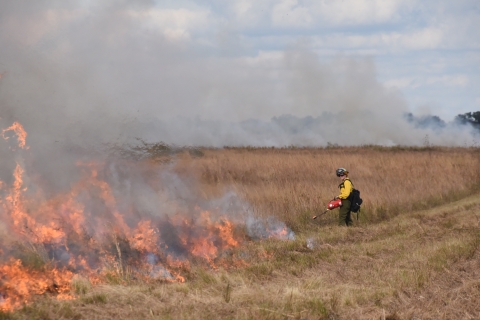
0, 0, 478, 160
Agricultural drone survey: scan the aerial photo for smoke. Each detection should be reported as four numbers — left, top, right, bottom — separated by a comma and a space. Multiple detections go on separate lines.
0, 0, 477, 201
0, 2, 302, 259
245, 215, 295, 241
0, 2, 476, 300
0, 148, 294, 266
404, 113, 447, 131
0, 0, 478, 154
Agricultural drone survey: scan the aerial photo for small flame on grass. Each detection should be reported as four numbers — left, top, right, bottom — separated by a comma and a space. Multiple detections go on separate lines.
2, 122, 29, 149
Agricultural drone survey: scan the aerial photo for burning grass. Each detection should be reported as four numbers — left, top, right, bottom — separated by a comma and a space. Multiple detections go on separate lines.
1, 194, 480, 319
0, 161, 291, 310
1, 125, 480, 318
0, 124, 295, 312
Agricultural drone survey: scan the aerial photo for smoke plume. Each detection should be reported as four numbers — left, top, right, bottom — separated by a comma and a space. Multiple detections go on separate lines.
1, 0, 478, 157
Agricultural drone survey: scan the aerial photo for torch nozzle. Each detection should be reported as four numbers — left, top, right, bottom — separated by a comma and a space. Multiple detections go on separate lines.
312, 209, 329, 220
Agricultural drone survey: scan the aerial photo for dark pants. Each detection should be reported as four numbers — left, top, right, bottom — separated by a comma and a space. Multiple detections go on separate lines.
339, 199, 353, 226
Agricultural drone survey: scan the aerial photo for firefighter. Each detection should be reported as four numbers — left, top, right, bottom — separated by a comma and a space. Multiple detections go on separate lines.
335, 168, 353, 226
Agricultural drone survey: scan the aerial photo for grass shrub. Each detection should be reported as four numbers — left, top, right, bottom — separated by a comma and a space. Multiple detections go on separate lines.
0, 311, 11, 320
11, 244, 46, 271
194, 267, 218, 285
55, 303, 81, 320
71, 275, 92, 295
81, 293, 108, 304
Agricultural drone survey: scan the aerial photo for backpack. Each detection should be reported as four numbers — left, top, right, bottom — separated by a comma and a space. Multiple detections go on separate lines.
339, 178, 363, 214
349, 189, 363, 213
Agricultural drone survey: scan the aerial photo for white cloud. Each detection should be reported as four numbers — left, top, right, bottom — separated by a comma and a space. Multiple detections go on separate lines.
426, 75, 469, 87
244, 50, 284, 65
310, 27, 444, 53
233, 0, 254, 16
314, 0, 409, 25
401, 28, 444, 50
368, 28, 444, 50
384, 77, 416, 89
127, 8, 211, 41
271, 0, 313, 28
207, 0, 412, 29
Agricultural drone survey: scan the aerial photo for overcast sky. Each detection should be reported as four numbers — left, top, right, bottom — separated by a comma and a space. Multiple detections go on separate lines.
140, 0, 479, 120
0, 0, 479, 148
157, 0, 480, 121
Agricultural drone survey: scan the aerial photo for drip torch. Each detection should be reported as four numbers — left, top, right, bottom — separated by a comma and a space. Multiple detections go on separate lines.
312, 198, 342, 219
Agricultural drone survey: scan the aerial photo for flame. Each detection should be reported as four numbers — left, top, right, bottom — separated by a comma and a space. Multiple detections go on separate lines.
0, 259, 74, 311
3, 163, 66, 244
267, 225, 291, 240
2, 122, 29, 149
0, 121, 293, 310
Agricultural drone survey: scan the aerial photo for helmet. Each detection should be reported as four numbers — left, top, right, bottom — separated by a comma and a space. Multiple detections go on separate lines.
336, 168, 348, 177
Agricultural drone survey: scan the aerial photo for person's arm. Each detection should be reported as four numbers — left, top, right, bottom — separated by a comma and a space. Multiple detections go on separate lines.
338, 180, 353, 199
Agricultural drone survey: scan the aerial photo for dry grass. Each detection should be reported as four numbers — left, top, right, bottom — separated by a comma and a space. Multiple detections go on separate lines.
3, 146, 480, 320
175, 146, 480, 229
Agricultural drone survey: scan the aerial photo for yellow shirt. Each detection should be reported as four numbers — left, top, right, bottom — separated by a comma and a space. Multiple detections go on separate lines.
338, 179, 353, 199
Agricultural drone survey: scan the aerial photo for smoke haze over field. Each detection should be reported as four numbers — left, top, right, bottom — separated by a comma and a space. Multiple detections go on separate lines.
0, 0, 479, 155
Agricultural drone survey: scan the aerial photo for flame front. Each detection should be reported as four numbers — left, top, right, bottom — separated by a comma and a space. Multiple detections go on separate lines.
0, 259, 74, 310
0, 122, 293, 310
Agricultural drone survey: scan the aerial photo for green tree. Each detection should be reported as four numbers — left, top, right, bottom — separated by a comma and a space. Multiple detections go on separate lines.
455, 111, 480, 127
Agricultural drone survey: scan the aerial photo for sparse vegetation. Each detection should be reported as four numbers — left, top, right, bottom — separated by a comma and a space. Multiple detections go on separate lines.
3, 146, 480, 319
70, 275, 92, 296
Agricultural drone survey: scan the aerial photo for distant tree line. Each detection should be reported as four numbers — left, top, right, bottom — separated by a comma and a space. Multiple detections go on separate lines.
405, 111, 480, 131
404, 113, 445, 130
455, 111, 480, 128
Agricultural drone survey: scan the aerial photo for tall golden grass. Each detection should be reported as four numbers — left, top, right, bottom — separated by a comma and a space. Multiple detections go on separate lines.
175, 146, 480, 229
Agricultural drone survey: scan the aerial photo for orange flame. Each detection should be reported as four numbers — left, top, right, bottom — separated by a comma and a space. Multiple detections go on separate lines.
2, 122, 29, 149
0, 259, 74, 311
130, 220, 159, 253
0, 122, 293, 310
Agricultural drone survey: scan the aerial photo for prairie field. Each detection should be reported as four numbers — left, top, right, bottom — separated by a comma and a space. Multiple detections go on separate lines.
175, 146, 480, 229
2, 146, 480, 320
